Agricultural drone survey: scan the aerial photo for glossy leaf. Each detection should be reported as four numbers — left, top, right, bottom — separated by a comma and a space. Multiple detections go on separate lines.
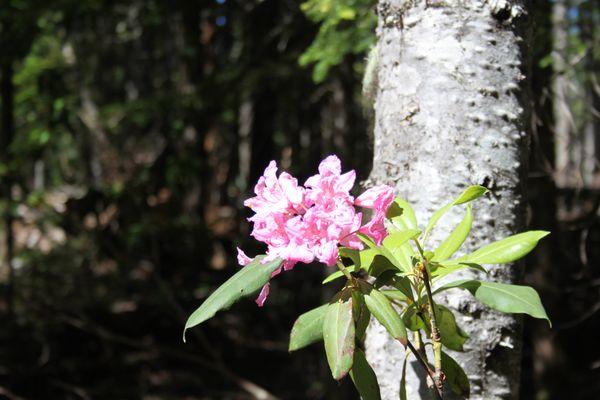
289, 304, 328, 351
453, 185, 488, 205
456, 231, 550, 264
431, 262, 487, 281
350, 348, 381, 400
433, 205, 473, 262
383, 229, 421, 250
382, 229, 420, 273
423, 203, 452, 242
358, 233, 407, 274
387, 197, 418, 230
423, 185, 487, 242
323, 297, 355, 380
441, 350, 470, 397
435, 280, 551, 326
183, 256, 282, 341
363, 286, 407, 345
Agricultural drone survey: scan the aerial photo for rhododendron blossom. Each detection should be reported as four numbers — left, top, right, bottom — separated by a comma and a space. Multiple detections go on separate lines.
237, 155, 395, 306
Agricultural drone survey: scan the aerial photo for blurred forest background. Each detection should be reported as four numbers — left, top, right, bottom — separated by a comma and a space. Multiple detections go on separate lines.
0, 0, 598, 399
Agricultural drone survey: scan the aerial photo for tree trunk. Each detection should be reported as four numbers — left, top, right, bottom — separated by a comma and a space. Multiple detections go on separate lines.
365, 1, 530, 399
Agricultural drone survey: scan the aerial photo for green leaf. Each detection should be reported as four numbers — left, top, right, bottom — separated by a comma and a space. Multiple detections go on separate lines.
423, 186, 487, 242
358, 233, 408, 274
453, 185, 488, 205
350, 348, 381, 400
323, 296, 355, 380
382, 229, 420, 273
381, 290, 408, 302
423, 203, 452, 242
289, 304, 328, 351
431, 262, 487, 281
433, 205, 473, 262
456, 231, 550, 264
441, 350, 470, 397
352, 291, 370, 342
399, 355, 408, 400
374, 271, 414, 301
183, 256, 282, 341
402, 304, 426, 332
387, 197, 418, 230
322, 270, 346, 284
363, 285, 407, 345
435, 305, 469, 352
435, 280, 551, 326
383, 230, 421, 250
340, 247, 378, 271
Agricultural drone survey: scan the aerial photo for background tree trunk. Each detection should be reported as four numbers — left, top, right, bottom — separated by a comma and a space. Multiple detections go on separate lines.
365, 1, 530, 399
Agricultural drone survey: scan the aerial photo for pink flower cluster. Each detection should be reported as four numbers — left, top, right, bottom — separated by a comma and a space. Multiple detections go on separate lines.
237, 155, 394, 306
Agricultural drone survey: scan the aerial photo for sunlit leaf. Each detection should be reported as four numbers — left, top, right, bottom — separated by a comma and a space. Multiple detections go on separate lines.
433, 205, 473, 262
456, 231, 550, 264
387, 197, 418, 230
434, 280, 551, 326
423, 186, 487, 242
431, 262, 487, 281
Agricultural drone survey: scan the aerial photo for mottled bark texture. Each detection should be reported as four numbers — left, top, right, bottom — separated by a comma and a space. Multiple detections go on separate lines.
365, 1, 530, 399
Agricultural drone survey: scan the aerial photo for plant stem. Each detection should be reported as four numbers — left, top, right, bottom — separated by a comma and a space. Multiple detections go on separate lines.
406, 339, 443, 400
413, 239, 444, 397
336, 260, 353, 281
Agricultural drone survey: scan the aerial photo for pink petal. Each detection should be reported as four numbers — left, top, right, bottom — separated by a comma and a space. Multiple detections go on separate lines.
318, 155, 342, 176
359, 210, 389, 245
315, 241, 339, 267
255, 283, 270, 307
355, 185, 395, 211
236, 247, 253, 266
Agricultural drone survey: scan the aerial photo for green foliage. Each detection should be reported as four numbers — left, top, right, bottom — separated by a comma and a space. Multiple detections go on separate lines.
323, 294, 355, 380
350, 348, 381, 400
432, 205, 473, 262
441, 350, 470, 397
299, 0, 376, 82
183, 256, 283, 340
423, 185, 488, 242
455, 231, 550, 264
362, 284, 407, 344
289, 304, 328, 351
436, 280, 551, 326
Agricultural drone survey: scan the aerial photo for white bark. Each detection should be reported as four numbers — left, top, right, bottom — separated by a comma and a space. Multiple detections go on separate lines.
365, 1, 530, 399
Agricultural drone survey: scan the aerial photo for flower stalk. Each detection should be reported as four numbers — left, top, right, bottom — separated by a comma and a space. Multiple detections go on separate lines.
414, 239, 444, 397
